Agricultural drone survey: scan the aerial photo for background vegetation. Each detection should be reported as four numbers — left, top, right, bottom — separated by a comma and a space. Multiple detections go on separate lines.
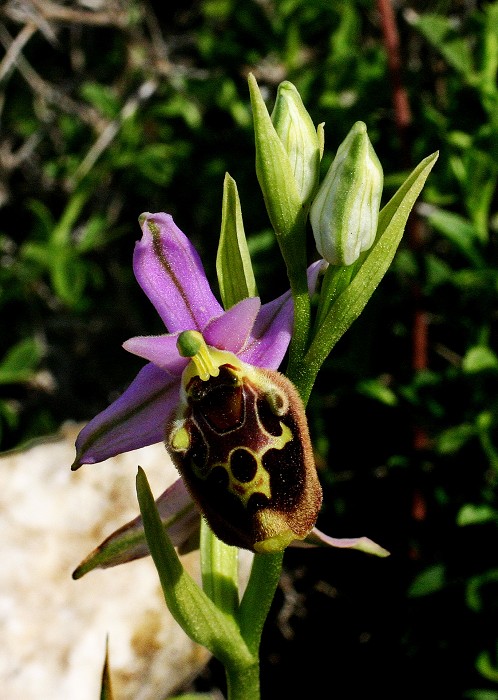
1, 0, 497, 697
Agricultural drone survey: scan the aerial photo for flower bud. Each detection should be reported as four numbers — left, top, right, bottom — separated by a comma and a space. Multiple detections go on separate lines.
310, 121, 383, 266
271, 81, 321, 206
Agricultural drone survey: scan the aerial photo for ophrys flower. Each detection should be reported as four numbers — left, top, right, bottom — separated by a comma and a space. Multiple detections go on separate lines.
73, 212, 324, 551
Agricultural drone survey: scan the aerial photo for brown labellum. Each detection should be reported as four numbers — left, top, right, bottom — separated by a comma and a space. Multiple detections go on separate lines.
167, 357, 322, 553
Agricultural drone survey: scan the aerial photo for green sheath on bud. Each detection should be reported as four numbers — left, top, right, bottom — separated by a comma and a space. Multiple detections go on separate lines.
248, 73, 303, 241
310, 121, 383, 266
167, 335, 322, 553
271, 81, 321, 206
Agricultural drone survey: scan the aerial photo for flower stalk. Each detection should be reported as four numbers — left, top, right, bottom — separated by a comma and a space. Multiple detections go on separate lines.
72, 75, 438, 700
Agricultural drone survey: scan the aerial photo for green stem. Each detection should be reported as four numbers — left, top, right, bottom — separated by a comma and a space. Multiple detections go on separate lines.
226, 660, 261, 700
287, 272, 311, 374
238, 551, 284, 654
284, 210, 313, 377
227, 552, 284, 698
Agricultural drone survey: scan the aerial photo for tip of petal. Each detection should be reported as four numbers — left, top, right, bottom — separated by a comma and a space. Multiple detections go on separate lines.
138, 211, 174, 234
71, 450, 97, 471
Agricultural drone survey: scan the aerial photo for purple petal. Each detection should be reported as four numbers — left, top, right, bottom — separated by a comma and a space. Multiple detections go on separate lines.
123, 332, 188, 375
238, 290, 293, 368
293, 527, 390, 557
203, 297, 261, 353
72, 363, 180, 469
135, 213, 223, 332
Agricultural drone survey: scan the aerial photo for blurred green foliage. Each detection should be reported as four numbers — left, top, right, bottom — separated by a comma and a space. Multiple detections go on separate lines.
0, 0, 497, 698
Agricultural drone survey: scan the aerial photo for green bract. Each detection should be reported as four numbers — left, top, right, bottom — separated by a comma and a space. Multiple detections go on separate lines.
217, 173, 258, 309
310, 121, 383, 266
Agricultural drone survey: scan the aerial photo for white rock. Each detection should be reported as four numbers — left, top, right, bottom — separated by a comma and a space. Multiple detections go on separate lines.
0, 422, 211, 700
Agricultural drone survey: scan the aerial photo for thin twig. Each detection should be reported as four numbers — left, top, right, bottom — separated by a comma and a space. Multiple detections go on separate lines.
4, 0, 129, 28
0, 131, 42, 170
0, 21, 37, 83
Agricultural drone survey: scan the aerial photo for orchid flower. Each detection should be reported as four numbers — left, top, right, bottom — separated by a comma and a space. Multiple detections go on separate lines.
72, 212, 388, 577
72, 211, 323, 469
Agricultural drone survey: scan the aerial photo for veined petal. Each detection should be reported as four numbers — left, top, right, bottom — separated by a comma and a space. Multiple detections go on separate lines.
135, 213, 223, 332
123, 333, 188, 375
72, 363, 180, 469
203, 296, 261, 353
239, 290, 293, 369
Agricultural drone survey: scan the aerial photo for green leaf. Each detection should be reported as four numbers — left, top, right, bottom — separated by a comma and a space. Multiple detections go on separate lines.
424, 207, 485, 267
463, 346, 498, 373
436, 423, 475, 454
50, 249, 87, 307
464, 691, 498, 700
200, 519, 239, 617
313, 264, 354, 331
76, 215, 108, 253
411, 13, 475, 81
136, 467, 253, 669
0, 338, 43, 385
457, 504, 498, 527
216, 173, 258, 309
357, 378, 398, 406
480, 4, 498, 100
80, 81, 120, 119
51, 188, 89, 246
467, 569, 498, 612
476, 650, 498, 683
408, 563, 446, 597
461, 148, 497, 243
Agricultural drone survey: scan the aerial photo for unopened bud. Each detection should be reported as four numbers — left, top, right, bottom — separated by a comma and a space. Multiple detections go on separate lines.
310, 121, 383, 266
271, 81, 321, 206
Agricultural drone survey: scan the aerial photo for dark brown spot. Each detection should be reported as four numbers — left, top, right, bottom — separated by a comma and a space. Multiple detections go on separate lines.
230, 448, 258, 483
262, 439, 304, 510
206, 465, 229, 490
